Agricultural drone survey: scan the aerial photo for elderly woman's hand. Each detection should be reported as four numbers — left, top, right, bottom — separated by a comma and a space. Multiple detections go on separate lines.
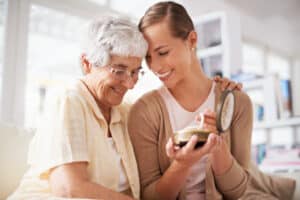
213, 76, 243, 91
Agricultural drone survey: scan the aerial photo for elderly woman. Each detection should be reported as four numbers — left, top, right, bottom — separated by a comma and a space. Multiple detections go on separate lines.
8, 15, 148, 200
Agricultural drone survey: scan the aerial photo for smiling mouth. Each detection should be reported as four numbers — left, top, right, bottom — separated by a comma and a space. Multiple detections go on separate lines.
112, 87, 126, 96
155, 70, 173, 79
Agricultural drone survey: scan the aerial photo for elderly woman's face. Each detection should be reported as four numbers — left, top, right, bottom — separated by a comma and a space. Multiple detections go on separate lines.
87, 55, 142, 107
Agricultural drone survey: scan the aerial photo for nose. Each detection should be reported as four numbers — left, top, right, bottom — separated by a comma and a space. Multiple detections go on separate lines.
122, 77, 136, 89
149, 57, 164, 74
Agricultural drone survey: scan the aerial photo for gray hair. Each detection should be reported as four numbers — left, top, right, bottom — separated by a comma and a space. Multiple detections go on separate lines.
81, 15, 148, 67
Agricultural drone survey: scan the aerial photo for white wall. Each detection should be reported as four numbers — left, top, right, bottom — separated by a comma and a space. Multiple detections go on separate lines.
180, 0, 299, 58
292, 58, 300, 117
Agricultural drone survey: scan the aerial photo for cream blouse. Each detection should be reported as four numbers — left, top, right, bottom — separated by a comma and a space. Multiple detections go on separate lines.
8, 80, 140, 200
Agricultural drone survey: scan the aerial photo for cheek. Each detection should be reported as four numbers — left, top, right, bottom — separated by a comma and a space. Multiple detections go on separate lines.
94, 77, 113, 96
176, 49, 192, 68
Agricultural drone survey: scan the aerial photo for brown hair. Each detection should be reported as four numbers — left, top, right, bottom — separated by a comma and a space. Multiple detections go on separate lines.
138, 1, 194, 40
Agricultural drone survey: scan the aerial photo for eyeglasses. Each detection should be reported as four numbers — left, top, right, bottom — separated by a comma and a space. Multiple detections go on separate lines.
107, 65, 145, 81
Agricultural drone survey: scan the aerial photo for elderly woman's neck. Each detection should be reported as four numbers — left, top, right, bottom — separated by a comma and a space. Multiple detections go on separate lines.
97, 102, 111, 123
80, 79, 112, 123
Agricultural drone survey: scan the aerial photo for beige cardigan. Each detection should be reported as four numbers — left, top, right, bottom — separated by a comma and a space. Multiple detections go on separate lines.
128, 82, 295, 200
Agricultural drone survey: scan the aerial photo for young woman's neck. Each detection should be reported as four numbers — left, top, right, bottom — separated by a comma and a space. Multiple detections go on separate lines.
169, 61, 213, 112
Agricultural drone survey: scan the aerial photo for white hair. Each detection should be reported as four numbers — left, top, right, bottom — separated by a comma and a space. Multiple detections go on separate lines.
81, 15, 148, 67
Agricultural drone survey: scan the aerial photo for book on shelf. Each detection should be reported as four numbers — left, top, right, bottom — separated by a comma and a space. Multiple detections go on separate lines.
274, 75, 293, 119
258, 146, 300, 173
280, 79, 293, 118
234, 74, 294, 122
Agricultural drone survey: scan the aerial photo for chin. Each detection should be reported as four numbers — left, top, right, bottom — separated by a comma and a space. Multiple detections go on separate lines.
110, 97, 124, 106
164, 78, 179, 90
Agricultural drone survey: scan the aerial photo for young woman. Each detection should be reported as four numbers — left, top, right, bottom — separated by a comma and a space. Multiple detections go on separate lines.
128, 2, 296, 200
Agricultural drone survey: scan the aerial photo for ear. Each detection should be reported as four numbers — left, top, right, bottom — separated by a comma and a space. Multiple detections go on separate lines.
80, 54, 92, 75
187, 30, 197, 50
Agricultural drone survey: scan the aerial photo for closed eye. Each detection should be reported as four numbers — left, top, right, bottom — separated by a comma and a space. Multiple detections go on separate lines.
130, 66, 140, 74
158, 51, 169, 56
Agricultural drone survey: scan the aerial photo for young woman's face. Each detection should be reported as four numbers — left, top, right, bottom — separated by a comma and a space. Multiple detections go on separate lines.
143, 20, 195, 89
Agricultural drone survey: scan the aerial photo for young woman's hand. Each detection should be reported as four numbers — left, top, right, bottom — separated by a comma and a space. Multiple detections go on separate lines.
166, 109, 219, 169
210, 134, 233, 176
195, 109, 233, 175
195, 109, 218, 134
166, 134, 218, 169
213, 76, 243, 91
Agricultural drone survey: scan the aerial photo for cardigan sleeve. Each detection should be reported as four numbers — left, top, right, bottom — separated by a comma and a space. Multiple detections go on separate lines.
214, 90, 253, 200
128, 94, 162, 200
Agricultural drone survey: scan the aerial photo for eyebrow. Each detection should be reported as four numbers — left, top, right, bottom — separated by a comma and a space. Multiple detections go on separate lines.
112, 64, 142, 71
112, 64, 128, 69
154, 45, 168, 52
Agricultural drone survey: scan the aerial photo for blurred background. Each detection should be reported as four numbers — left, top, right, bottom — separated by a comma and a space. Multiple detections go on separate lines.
0, 0, 300, 195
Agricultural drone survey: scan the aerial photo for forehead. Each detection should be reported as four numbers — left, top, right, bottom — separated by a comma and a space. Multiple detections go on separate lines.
110, 55, 142, 69
142, 21, 180, 49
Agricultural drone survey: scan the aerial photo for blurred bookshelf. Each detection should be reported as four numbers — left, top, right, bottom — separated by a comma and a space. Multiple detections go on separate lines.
254, 118, 300, 129
240, 64, 300, 173
194, 11, 242, 78
194, 12, 300, 173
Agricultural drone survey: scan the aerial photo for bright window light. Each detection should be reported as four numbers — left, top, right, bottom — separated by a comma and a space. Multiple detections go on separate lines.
25, 5, 87, 128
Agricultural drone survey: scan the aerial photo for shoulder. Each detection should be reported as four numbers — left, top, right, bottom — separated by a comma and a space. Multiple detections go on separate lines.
232, 90, 252, 111
130, 90, 163, 114
115, 101, 132, 119
128, 90, 166, 127
233, 89, 251, 102
45, 82, 87, 113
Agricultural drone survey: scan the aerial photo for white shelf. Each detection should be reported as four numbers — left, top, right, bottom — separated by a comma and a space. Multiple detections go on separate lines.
193, 11, 242, 77
242, 78, 265, 90
197, 45, 222, 59
259, 164, 300, 174
254, 118, 300, 129
193, 12, 224, 24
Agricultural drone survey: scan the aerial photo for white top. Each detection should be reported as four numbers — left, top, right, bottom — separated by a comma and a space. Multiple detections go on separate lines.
158, 82, 215, 200
107, 138, 130, 192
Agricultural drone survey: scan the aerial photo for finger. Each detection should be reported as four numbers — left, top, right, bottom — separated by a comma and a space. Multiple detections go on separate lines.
213, 75, 221, 82
215, 135, 222, 150
227, 82, 237, 90
195, 133, 218, 155
203, 113, 216, 120
166, 138, 176, 158
220, 134, 228, 147
237, 83, 243, 90
195, 112, 204, 122
203, 117, 216, 126
203, 125, 218, 133
203, 110, 216, 119
184, 135, 198, 152
195, 115, 201, 122
220, 78, 230, 90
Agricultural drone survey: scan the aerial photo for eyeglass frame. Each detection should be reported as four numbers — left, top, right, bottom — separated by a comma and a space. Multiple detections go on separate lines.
105, 64, 145, 81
